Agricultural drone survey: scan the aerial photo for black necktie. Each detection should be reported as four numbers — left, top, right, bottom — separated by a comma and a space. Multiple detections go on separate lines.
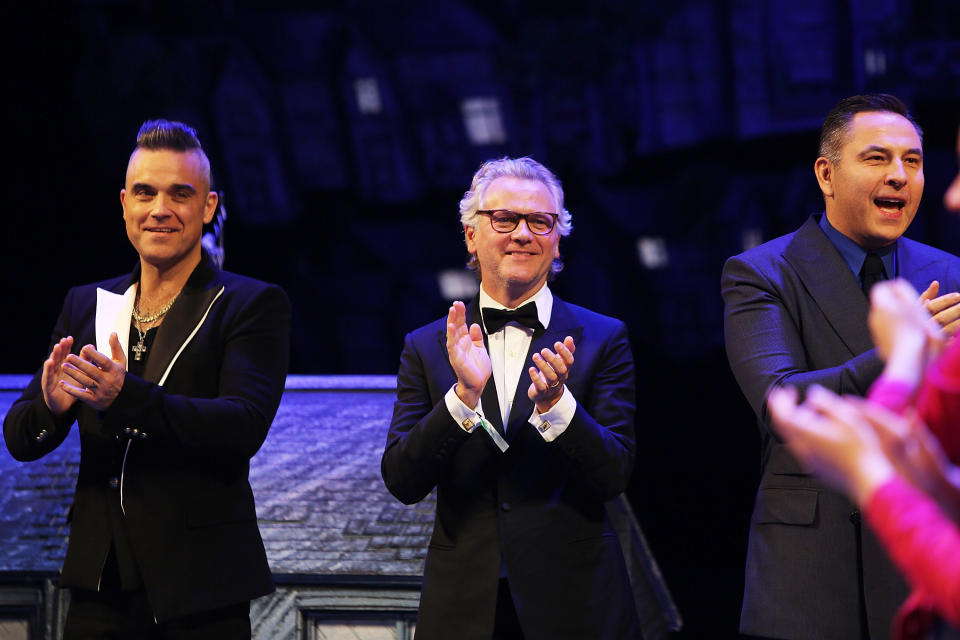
860, 252, 886, 298
482, 302, 543, 333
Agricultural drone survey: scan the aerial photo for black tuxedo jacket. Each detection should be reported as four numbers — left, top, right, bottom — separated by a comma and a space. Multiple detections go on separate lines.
381, 294, 642, 640
3, 255, 290, 622
722, 214, 960, 639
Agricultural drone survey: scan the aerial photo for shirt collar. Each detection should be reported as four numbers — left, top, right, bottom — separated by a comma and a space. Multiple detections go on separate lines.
818, 213, 896, 279
478, 283, 553, 332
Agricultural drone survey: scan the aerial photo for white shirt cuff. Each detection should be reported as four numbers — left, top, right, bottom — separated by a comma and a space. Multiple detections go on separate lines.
445, 385, 481, 433
528, 386, 576, 442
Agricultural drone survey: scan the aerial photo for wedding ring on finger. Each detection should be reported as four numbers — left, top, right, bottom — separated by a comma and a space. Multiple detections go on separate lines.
549, 379, 561, 388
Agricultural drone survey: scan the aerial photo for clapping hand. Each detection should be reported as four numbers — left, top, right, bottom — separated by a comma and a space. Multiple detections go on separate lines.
446, 301, 491, 409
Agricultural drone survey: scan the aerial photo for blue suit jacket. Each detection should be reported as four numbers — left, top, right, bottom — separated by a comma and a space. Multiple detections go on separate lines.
381, 294, 642, 640
722, 214, 960, 640
3, 255, 290, 622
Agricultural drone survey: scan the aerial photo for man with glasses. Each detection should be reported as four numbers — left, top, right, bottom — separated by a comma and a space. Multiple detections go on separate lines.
382, 157, 642, 639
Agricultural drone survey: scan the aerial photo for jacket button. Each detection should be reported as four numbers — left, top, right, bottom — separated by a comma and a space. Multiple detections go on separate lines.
35, 428, 49, 442
108, 477, 119, 490
849, 510, 861, 525
501, 502, 511, 512
123, 427, 133, 436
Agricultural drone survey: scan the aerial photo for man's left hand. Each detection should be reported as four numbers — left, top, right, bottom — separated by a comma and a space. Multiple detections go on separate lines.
61, 332, 127, 411
528, 336, 576, 413
920, 280, 960, 336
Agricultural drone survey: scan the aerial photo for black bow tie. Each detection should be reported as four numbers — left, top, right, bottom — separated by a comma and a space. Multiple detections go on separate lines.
482, 302, 543, 333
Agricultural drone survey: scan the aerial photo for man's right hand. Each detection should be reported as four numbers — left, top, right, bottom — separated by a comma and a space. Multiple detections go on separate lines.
41, 336, 78, 416
446, 300, 491, 409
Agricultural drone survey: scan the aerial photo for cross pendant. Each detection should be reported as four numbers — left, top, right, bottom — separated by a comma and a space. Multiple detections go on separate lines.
131, 338, 146, 361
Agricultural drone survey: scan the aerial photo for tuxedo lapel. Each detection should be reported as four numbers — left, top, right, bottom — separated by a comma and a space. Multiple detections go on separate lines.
465, 297, 506, 434
143, 260, 224, 385
784, 216, 874, 356
505, 297, 583, 441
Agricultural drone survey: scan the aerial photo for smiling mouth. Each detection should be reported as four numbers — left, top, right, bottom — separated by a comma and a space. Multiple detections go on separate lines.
146, 228, 177, 233
874, 198, 905, 212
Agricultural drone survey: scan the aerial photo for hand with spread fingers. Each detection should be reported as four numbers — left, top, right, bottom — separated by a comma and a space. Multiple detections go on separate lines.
60, 332, 127, 411
527, 336, 576, 413
768, 384, 896, 505
41, 336, 78, 416
850, 397, 960, 522
446, 300, 492, 409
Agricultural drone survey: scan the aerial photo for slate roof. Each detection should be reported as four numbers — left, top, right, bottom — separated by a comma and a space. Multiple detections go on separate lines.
0, 374, 679, 633
0, 374, 434, 580
0, 383, 75, 574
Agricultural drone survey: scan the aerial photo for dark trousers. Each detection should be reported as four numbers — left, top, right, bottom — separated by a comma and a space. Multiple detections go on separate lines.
64, 588, 250, 640
494, 578, 525, 640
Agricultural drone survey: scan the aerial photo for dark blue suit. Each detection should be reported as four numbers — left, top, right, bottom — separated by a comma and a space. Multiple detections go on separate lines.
381, 295, 642, 640
723, 214, 960, 639
3, 255, 290, 622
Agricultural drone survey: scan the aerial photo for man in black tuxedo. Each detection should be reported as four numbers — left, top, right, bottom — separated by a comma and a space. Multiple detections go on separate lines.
723, 95, 960, 639
381, 157, 642, 640
3, 120, 290, 638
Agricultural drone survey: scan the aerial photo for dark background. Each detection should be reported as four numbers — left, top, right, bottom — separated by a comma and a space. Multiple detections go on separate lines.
5, 1, 960, 636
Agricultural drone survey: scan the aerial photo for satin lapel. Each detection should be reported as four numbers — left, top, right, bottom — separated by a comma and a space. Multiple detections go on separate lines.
783, 216, 874, 356
464, 297, 507, 434
505, 297, 584, 442
142, 269, 223, 385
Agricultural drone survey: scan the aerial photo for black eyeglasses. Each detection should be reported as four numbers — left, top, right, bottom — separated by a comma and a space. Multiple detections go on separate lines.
477, 209, 558, 235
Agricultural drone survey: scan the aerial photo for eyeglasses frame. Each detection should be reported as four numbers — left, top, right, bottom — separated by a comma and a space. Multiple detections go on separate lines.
476, 209, 559, 236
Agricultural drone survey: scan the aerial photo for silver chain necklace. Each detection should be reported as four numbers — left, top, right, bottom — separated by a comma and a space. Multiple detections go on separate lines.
131, 291, 180, 361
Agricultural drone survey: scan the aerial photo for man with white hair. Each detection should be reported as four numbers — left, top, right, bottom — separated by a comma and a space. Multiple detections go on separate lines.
382, 157, 642, 639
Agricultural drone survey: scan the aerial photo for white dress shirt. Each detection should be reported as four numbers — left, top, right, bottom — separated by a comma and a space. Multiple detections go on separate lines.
444, 283, 577, 444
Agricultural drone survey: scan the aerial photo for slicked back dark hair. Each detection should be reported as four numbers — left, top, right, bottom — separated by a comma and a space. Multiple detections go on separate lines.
818, 94, 923, 165
135, 119, 203, 152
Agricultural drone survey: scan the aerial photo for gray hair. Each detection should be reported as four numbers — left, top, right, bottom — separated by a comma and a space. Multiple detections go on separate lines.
459, 157, 572, 275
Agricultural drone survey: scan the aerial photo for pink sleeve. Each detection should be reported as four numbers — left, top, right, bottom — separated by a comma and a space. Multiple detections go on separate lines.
916, 340, 960, 464
865, 477, 960, 626
867, 376, 915, 414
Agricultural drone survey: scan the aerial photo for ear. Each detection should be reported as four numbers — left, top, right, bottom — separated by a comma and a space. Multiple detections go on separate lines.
814, 157, 835, 198
203, 191, 219, 225
120, 189, 126, 214
464, 224, 477, 255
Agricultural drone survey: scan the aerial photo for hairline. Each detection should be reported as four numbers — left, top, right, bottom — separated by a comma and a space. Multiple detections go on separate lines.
125, 146, 213, 194
822, 108, 923, 167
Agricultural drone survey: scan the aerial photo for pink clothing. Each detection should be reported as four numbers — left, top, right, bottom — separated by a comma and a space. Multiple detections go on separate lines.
866, 339, 960, 639
916, 339, 960, 463
865, 478, 960, 637
871, 338, 960, 463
